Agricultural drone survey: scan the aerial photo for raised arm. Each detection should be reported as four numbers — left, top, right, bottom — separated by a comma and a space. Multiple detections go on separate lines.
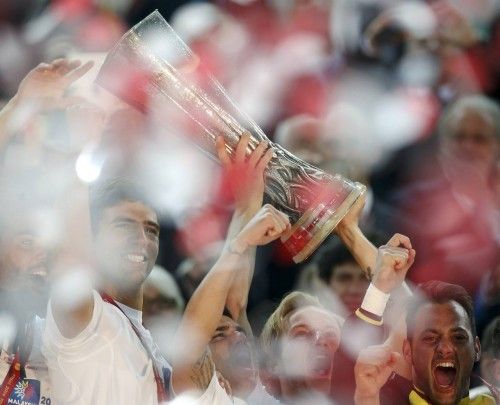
171, 203, 290, 395
11, 59, 106, 339
335, 196, 413, 300
331, 233, 415, 404
216, 132, 273, 333
0, 59, 93, 154
0, 61, 96, 331
335, 194, 377, 276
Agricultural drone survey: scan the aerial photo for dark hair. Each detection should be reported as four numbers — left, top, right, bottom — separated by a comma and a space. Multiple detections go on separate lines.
314, 233, 387, 283
315, 239, 356, 284
89, 178, 154, 235
481, 316, 500, 359
406, 280, 477, 341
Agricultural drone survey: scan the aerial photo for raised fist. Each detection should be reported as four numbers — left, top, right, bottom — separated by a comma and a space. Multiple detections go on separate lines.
229, 204, 290, 253
372, 233, 415, 293
354, 344, 401, 404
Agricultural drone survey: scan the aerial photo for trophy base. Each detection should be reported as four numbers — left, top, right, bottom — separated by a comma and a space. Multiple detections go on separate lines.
281, 182, 366, 263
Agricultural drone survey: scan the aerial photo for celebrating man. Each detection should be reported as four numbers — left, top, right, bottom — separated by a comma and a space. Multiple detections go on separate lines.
354, 281, 496, 404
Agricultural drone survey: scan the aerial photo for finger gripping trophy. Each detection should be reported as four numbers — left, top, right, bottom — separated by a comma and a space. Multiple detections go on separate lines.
96, 10, 366, 263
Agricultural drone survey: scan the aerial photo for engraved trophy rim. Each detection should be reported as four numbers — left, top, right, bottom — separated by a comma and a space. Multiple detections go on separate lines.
284, 183, 366, 263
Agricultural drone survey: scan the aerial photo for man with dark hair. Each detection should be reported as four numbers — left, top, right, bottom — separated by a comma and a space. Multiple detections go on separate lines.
315, 240, 370, 315
43, 177, 171, 404
314, 234, 387, 315
85, 178, 162, 299
354, 280, 496, 405
88, 178, 154, 236
405, 281, 478, 338
42, 133, 288, 404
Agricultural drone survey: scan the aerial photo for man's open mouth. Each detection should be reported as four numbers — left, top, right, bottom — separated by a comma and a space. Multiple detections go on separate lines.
311, 351, 334, 378
28, 265, 48, 283
433, 361, 457, 389
232, 345, 253, 369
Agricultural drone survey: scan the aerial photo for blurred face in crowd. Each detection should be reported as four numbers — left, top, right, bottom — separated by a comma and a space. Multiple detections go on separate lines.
94, 200, 160, 292
277, 116, 335, 171
0, 218, 50, 294
328, 262, 369, 313
209, 315, 257, 398
403, 301, 480, 405
278, 306, 341, 399
143, 284, 181, 322
441, 108, 498, 174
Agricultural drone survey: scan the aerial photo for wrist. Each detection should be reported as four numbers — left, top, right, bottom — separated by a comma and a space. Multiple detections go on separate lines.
233, 205, 259, 221
226, 237, 248, 256
372, 271, 396, 294
360, 283, 390, 317
354, 390, 379, 405
336, 221, 358, 238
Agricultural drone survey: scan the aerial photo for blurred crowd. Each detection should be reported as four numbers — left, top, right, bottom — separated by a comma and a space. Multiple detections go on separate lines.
0, 0, 499, 404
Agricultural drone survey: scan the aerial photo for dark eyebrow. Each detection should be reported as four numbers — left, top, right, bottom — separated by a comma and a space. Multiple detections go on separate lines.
451, 327, 468, 334
215, 325, 229, 333
144, 220, 160, 234
111, 217, 160, 233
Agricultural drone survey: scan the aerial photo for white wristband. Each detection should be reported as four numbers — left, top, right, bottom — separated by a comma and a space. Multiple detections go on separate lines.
360, 283, 390, 317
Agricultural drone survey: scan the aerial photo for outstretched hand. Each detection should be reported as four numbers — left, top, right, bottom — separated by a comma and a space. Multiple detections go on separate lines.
216, 132, 273, 214
16, 59, 94, 108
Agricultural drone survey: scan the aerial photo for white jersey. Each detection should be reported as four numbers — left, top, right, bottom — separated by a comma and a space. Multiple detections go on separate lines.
169, 370, 246, 405
0, 316, 52, 405
42, 290, 171, 404
246, 378, 281, 405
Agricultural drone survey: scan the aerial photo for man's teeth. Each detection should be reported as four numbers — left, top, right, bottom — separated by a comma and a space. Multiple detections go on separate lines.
126, 254, 145, 263
436, 362, 455, 368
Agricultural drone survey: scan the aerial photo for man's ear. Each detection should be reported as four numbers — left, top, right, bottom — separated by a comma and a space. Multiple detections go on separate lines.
403, 338, 412, 365
474, 336, 481, 363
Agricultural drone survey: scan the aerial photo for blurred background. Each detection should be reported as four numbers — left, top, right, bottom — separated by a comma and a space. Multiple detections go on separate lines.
0, 0, 499, 338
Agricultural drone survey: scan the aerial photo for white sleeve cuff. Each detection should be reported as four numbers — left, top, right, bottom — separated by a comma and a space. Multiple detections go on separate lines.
360, 283, 390, 317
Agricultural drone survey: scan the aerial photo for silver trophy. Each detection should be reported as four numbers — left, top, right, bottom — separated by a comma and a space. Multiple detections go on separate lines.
96, 10, 365, 263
